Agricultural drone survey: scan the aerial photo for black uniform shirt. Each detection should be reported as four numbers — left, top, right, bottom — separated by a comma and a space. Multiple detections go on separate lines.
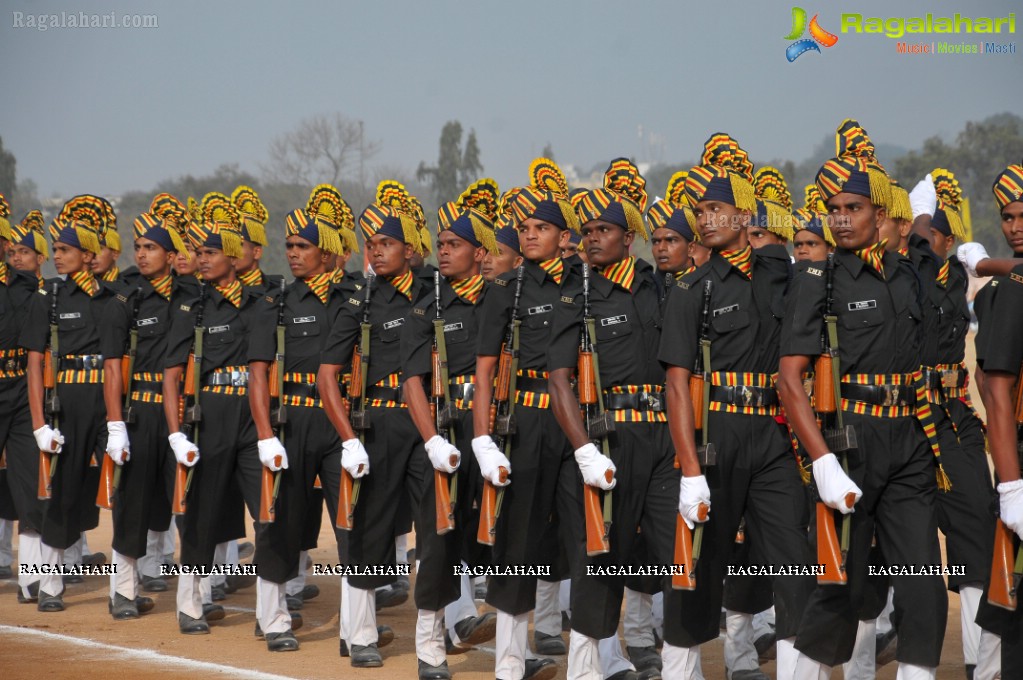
402, 278, 488, 380
931, 257, 971, 366
100, 277, 188, 372
320, 273, 430, 384
978, 263, 1023, 374
163, 284, 262, 375
548, 258, 664, 388
781, 248, 923, 374
20, 276, 118, 356
1, 269, 39, 353
973, 254, 1023, 369
658, 245, 790, 374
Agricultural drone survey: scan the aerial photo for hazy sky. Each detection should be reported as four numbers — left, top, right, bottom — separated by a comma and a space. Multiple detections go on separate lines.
1, 0, 1019, 198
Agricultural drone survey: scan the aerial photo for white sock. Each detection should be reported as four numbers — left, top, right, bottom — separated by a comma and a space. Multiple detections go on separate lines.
110, 550, 137, 600
496, 610, 529, 679
959, 585, 982, 665
567, 630, 603, 680
417, 609, 447, 667
661, 642, 705, 680
624, 587, 655, 648
841, 619, 876, 680
895, 662, 936, 680
724, 610, 759, 676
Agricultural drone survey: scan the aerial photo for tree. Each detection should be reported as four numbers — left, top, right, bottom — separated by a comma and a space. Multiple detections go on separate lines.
262, 113, 380, 189
541, 143, 556, 161
459, 129, 483, 187
417, 121, 485, 204
0, 136, 16, 200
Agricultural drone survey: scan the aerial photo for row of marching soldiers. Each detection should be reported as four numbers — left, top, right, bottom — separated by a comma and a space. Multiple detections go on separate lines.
0, 118, 1021, 680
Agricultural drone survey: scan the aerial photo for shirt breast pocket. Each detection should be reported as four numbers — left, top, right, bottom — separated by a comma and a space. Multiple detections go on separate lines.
445, 326, 470, 345
57, 315, 87, 333
522, 312, 552, 332
287, 323, 321, 339
137, 321, 165, 338
839, 306, 884, 330
207, 328, 235, 346
711, 309, 750, 334
595, 315, 634, 343
378, 326, 401, 344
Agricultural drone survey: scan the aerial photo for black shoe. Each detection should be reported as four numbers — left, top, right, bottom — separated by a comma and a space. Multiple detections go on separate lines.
266, 630, 299, 652
38, 590, 64, 612
523, 657, 558, 680
417, 659, 450, 680
534, 631, 567, 655
109, 593, 139, 619
637, 669, 662, 680
351, 643, 383, 668
178, 612, 209, 634
395, 574, 411, 591
875, 629, 898, 667
731, 671, 769, 680
375, 584, 409, 610
17, 582, 39, 603
237, 541, 255, 560
339, 626, 393, 657
211, 585, 226, 601
202, 603, 225, 622
407, 548, 416, 563
300, 584, 320, 601
626, 645, 662, 672
452, 611, 497, 647
62, 573, 84, 585
83, 552, 107, 567
755, 631, 777, 663
224, 573, 257, 593
141, 575, 168, 592
135, 596, 155, 614
0, 564, 12, 579
286, 595, 303, 611
606, 671, 640, 680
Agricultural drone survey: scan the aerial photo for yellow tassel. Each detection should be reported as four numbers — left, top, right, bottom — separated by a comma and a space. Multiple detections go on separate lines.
469, 214, 499, 255
316, 219, 344, 256
398, 213, 423, 256
888, 185, 914, 222
729, 174, 757, 213
339, 226, 359, 255
419, 226, 432, 254
622, 200, 648, 241
242, 217, 268, 246
559, 199, 581, 234
221, 231, 243, 259
799, 461, 812, 486
936, 464, 952, 492
763, 201, 794, 240
103, 228, 122, 252
167, 226, 187, 254
0, 216, 11, 241
75, 226, 101, 255
867, 168, 892, 212
946, 208, 967, 241
33, 232, 50, 259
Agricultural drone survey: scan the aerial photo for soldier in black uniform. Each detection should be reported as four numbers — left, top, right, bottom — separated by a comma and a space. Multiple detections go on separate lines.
546, 159, 677, 679
317, 192, 434, 670
20, 196, 121, 611
99, 208, 190, 618
473, 160, 580, 680
792, 187, 835, 264
777, 121, 947, 680
233, 185, 278, 292
91, 196, 126, 288
649, 171, 698, 284
1, 195, 47, 600
7, 210, 49, 286
161, 193, 268, 636
657, 135, 811, 679
481, 206, 523, 283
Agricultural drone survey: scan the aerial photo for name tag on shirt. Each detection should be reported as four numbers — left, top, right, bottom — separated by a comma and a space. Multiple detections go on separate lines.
528, 304, 553, 315
293, 316, 316, 324
137, 317, 159, 327
59, 312, 81, 320
444, 322, 463, 332
208, 325, 230, 334
848, 300, 876, 311
713, 304, 739, 317
601, 315, 628, 327
383, 318, 404, 330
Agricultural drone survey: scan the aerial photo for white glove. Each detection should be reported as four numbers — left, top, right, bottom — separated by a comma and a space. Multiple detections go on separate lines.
168, 432, 199, 467
998, 479, 1023, 540
258, 437, 288, 471
956, 241, 990, 278
341, 438, 370, 478
908, 174, 936, 219
812, 453, 862, 514
472, 435, 511, 486
105, 421, 130, 465
33, 425, 64, 454
678, 475, 712, 530
425, 435, 460, 473
574, 442, 616, 490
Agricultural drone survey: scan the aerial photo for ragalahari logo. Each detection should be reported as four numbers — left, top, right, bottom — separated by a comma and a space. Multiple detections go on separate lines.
785, 7, 839, 61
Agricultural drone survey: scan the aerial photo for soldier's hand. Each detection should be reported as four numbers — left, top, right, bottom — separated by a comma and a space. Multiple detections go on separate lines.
33, 425, 64, 454
812, 453, 862, 514
258, 438, 289, 471
574, 443, 616, 490
341, 438, 370, 478
168, 432, 200, 467
956, 241, 990, 278
472, 435, 511, 486
998, 479, 1023, 540
678, 475, 711, 530
909, 174, 936, 218
425, 435, 460, 473
105, 421, 130, 465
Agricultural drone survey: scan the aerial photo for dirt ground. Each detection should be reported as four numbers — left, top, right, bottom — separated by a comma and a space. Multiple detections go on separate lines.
0, 340, 991, 679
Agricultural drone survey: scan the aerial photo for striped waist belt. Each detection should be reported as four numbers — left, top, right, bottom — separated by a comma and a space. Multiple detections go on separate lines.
604, 385, 666, 423
922, 363, 970, 402
130, 374, 164, 404
840, 374, 917, 416
58, 353, 104, 384
709, 372, 778, 416
0, 347, 26, 378
203, 366, 249, 395
365, 385, 403, 404
449, 377, 474, 410
708, 384, 778, 409
281, 373, 321, 408
515, 369, 550, 409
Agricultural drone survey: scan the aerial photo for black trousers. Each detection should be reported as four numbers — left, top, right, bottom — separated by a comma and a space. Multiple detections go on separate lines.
175, 391, 262, 575
0, 378, 44, 533
722, 536, 774, 615
486, 405, 580, 616
112, 400, 175, 557
570, 421, 677, 641
41, 382, 104, 549
794, 414, 948, 667
663, 412, 814, 647
253, 404, 342, 584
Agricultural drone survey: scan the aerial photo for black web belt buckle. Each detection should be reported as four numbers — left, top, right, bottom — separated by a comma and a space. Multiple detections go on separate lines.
697, 443, 717, 467
493, 413, 516, 436
940, 369, 961, 389
824, 425, 857, 453
739, 385, 764, 408
587, 411, 616, 439
350, 409, 370, 431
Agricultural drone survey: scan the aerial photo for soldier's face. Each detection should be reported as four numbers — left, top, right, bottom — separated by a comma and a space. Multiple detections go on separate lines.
134, 238, 174, 278
1001, 202, 1023, 254
581, 220, 633, 268
196, 246, 234, 283
481, 242, 522, 282
53, 242, 91, 275
286, 236, 328, 278
8, 243, 44, 274
236, 241, 261, 274
689, 242, 710, 268
792, 230, 831, 262
746, 226, 785, 250
693, 201, 748, 251
651, 228, 689, 273
436, 230, 483, 280
366, 234, 411, 278
174, 244, 199, 276
90, 246, 118, 275
517, 218, 567, 263
824, 193, 884, 251
928, 228, 954, 261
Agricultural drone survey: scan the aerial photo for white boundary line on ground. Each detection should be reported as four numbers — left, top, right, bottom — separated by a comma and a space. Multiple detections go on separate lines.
0, 624, 305, 680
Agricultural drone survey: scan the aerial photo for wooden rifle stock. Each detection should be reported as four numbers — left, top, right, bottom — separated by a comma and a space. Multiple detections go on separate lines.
688, 375, 704, 430
171, 450, 197, 515
584, 468, 614, 556
672, 502, 708, 590
268, 361, 281, 398
258, 456, 283, 524
814, 354, 836, 413
477, 466, 508, 546
577, 352, 597, 405
989, 519, 1022, 610
815, 492, 856, 585
337, 469, 356, 531
183, 352, 196, 397
95, 453, 117, 510
435, 461, 457, 535
37, 450, 52, 500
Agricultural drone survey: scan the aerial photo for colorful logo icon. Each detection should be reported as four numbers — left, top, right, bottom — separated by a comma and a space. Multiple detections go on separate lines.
785, 7, 839, 61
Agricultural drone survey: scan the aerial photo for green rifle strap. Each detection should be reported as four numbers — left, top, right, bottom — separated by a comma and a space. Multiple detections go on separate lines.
275, 322, 287, 446
700, 338, 712, 447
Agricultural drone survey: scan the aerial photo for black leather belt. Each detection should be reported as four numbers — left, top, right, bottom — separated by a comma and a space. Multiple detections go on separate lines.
450, 382, 475, 405
1, 355, 26, 373
365, 385, 403, 403
205, 370, 250, 387
604, 390, 665, 412
131, 379, 163, 395
840, 383, 915, 408
708, 385, 779, 408
922, 366, 967, 390
284, 381, 319, 400
59, 354, 104, 370
516, 376, 549, 393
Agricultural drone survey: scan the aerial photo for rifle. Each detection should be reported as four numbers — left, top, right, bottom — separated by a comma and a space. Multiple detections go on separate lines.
579, 263, 614, 556
673, 278, 715, 589
172, 281, 206, 515
259, 279, 287, 524
815, 253, 858, 585
431, 271, 457, 535
478, 266, 522, 546
37, 281, 60, 500
987, 362, 1023, 609
336, 275, 373, 531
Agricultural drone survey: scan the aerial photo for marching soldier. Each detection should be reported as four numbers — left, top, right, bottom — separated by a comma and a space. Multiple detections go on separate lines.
648, 172, 698, 283
481, 204, 524, 283
792, 187, 835, 263
473, 159, 580, 680
777, 120, 947, 680
7, 210, 49, 285
547, 159, 677, 679
233, 185, 280, 292
658, 135, 811, 679
91, 196, 126, 287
